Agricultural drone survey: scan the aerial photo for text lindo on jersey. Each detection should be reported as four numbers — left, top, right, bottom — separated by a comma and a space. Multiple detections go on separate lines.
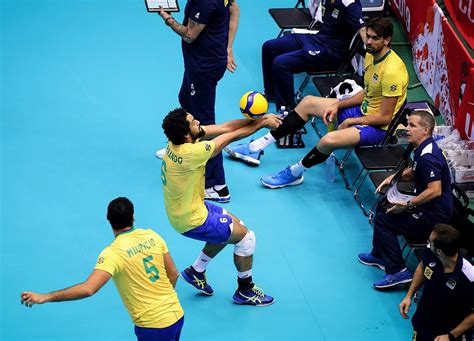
166, 147, 183, 164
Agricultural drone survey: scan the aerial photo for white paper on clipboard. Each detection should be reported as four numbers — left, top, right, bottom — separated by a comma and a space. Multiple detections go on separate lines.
145, 0, 180, 12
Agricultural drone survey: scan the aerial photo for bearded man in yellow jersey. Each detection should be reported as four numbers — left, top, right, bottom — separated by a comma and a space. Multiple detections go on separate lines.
161, 108, 281, 306
225, 17, 409, 189
21, 197, 184, 341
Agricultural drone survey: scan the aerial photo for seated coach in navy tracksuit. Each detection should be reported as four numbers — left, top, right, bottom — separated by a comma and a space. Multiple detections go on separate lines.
358, 110, 453, 289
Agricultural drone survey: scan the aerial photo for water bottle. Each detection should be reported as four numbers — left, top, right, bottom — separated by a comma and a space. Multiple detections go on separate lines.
278, 106, 286, 119
327, 121, 335, 132
326, 153, 336, 182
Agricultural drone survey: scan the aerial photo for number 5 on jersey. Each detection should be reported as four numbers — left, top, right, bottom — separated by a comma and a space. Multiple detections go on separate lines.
143, 255, 159, 282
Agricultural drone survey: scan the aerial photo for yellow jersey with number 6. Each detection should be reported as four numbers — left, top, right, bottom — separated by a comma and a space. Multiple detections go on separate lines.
161, 140, 216, 233
94, 228, 183, 328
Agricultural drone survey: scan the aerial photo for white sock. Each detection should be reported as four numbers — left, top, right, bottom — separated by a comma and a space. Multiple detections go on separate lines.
248, 133, 276, 152
214, 184, 226, 191
192, 252, 213, 273
237, 269, 253, 279
290, 161, 306, 177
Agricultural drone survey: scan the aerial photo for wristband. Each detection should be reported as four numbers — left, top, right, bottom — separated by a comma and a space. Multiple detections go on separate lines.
165, 17, 173, 26
448, 332, 456, 341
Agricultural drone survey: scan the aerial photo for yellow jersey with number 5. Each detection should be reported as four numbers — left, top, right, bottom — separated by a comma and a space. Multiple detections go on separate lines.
94, 228, 183, 328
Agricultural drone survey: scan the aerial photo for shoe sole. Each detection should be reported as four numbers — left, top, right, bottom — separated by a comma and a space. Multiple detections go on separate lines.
204, 196, 231, 203
179, 272, 213, 296
260, 176, 304, 189
358, 258, 385, 271
233, 299, 275, 307
374, 278, 413, 289
225, 149, 260, 166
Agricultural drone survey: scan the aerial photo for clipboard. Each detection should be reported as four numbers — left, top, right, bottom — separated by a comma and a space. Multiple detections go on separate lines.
145, 0, 180, 12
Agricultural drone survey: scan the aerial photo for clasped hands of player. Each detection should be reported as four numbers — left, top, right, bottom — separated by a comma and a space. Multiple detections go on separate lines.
254, 113, 282, 130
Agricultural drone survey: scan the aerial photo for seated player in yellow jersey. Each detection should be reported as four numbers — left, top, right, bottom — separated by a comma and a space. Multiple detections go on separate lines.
225, 17, 409, 189
21, 197, 184, 341
161, 108, 281, 306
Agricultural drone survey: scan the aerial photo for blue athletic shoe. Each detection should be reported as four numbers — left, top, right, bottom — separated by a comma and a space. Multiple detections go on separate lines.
260, 166, 304, 189
180, 267, 214, 295
224, 142, 263, 166
373, 269, 413, 289
358, 253, 386, 271
233, 286, 274, 306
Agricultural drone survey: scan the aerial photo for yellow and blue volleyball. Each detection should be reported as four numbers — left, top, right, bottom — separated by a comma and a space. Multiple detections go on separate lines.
239, 91, 268, 119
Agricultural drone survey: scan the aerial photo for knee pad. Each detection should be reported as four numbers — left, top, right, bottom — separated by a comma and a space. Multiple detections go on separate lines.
234, 230, 256, 257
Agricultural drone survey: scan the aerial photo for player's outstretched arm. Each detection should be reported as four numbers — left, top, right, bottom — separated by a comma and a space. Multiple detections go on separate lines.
21, 269, 111, 308
211, 114, 281, 157
203, 118, 256, 139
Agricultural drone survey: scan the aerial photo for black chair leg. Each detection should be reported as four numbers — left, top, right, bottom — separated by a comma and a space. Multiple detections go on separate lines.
295, 74, 311, 102
339, 149, 353, 189
353, 170, 369, 216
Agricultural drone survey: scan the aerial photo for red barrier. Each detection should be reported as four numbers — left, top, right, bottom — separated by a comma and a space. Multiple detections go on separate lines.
443, 20, 473, 126
390, 0, 474, 140
444, 0, 474, 50
454, 67, 474, 140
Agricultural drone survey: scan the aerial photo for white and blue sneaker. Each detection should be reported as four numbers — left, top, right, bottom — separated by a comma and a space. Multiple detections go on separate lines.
358, 253, 386, 271
373, 269, 413, 289
260, 166, 304, 189
204, 185, 231, 203
232, 286, 274, 306
224, 142, 263, 166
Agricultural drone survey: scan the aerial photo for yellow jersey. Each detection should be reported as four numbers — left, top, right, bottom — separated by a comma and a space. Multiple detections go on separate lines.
94, 228, 183, 328
361, 49, 408, 129
161, 139, 215, 233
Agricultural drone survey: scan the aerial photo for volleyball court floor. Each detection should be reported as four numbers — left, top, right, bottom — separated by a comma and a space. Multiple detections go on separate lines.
2, 1, 415, 339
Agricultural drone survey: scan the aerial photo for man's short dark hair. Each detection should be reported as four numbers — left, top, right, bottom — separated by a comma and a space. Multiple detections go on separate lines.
366, 17, 393, 45
409, 109, 435, 134
162, 108, 190, 145
107, 197, 134, 230
432, 223, 461, 257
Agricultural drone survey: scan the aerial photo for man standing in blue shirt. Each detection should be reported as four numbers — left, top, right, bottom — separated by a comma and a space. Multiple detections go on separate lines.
262, 0, 365, 110
158, 0, 240, 203
358, 110, 453, 288
399, 224, 474, 341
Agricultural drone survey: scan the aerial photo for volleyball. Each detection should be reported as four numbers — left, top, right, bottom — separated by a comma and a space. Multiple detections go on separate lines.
239, 91, 268, 119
